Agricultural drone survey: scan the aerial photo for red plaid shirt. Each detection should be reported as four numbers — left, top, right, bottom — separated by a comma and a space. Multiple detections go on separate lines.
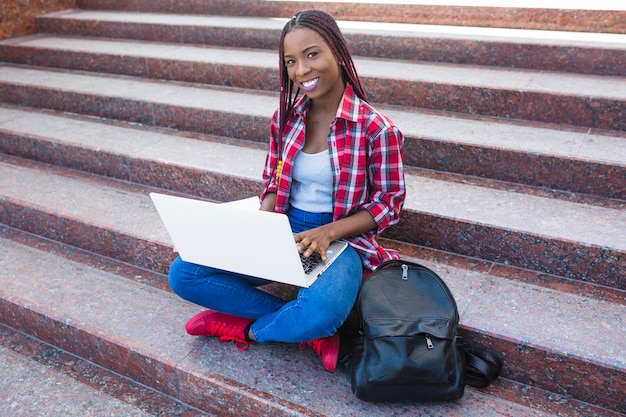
261, 84, 405, 270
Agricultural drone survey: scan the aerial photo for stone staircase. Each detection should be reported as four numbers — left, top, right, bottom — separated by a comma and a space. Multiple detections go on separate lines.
0, 1, 625, 416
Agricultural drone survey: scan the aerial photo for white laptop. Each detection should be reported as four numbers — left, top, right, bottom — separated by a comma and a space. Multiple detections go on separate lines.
150, 192, 348, 288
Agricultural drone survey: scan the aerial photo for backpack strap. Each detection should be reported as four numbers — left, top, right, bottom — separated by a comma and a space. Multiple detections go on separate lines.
464, 348, 503, 388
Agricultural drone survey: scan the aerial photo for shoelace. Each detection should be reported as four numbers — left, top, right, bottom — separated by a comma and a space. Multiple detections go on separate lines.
209, 321, 250, 351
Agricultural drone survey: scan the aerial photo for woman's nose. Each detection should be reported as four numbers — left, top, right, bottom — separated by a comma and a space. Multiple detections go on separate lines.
295, 60, 310, 77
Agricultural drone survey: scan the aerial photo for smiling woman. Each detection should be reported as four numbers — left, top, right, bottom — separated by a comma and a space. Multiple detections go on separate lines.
282, 26, 345, 155
168, 9, 406, 374
277, 11, 368, 134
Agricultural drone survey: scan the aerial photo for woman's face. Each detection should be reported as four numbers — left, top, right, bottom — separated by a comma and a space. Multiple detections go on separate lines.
283, 27, 344, 103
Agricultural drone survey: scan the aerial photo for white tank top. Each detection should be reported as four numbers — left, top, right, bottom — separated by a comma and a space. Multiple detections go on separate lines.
289, 150, 333, 213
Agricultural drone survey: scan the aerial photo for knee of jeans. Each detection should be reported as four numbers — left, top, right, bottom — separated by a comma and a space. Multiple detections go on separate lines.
168, 256, 188, 296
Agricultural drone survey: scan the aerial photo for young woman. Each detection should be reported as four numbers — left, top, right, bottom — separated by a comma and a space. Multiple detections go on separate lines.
168, 10, 405, 372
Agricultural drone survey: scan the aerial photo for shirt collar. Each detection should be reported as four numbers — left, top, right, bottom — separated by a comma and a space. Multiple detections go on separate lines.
335, 83, 361, 123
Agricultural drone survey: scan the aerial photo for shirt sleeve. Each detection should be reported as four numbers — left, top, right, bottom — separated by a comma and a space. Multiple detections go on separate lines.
260, 109, 281, 201
361, 118, 405, 234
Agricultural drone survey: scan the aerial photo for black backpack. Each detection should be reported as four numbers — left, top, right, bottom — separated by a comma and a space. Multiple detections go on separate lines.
350, 260, 501, 403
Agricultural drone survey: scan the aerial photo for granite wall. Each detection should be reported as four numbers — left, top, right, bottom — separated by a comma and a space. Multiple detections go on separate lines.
1, 0, 75, 40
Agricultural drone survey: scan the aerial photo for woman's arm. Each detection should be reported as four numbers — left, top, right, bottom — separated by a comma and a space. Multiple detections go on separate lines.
260, 192, 277, 212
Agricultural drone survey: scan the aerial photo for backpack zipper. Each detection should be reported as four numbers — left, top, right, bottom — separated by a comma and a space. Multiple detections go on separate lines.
401, 264, 409, 280
425, 335, 434, 350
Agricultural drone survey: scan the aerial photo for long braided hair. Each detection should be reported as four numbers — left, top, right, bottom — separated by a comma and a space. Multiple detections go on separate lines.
277, 10, 367, 139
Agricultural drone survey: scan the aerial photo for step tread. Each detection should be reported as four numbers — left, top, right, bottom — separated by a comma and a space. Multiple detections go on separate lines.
0, 64, 274, 116
71, 0, 626, 12
70, 0, 626, 34
3, 35, 626, 99
0, 346, 159, 417
40, 9, 626, 48
1, 226, 623, 416
0, 111, 624, 251
0, 105, 266, 178
1, 67, 624, 168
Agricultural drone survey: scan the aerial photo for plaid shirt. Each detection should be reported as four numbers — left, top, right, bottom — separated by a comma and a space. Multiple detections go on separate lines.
261, 84, 405, 270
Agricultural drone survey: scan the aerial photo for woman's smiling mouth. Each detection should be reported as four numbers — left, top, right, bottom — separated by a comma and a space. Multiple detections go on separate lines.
301, 77, 320, 91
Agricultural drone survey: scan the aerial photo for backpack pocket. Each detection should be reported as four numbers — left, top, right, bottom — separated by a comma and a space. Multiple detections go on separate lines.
362, 318, 461, 386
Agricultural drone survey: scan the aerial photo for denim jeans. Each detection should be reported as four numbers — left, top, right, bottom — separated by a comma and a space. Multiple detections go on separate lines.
168, 206, 363, 343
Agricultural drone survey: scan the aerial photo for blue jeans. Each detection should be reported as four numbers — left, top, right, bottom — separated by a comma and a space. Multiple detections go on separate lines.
168, 207, 363, 343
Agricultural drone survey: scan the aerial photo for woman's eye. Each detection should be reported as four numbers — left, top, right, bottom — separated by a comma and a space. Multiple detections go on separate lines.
307, 52, 318, 58
284, 59, 295, 66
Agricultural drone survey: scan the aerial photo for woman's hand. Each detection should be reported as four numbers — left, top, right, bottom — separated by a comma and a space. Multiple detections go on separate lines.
294, 210, 377, 261
295, 225, 334, 261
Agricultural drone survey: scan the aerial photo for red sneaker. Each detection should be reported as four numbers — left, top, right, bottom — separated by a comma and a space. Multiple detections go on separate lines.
185, 310, 252, 351
300, 333, 340, 372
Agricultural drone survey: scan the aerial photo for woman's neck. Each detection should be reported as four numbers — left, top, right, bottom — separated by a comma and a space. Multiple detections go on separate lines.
309, 82, 345, 117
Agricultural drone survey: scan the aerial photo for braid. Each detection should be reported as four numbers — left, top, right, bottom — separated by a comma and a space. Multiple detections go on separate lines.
278, 10, 367, 140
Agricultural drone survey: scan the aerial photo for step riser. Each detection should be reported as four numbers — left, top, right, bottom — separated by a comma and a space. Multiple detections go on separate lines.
404, 140, 626, 201
0, 198, 170, 273
0, 299, 313, 417
386, 239, 626, 305
462, 330, 626, 414
3, 48, 624, 131
0, 132, 264, 202
36, 18, 626, 76
74, 0, 626, 34
388, 211, 625, 290
2, 97, 624, 201
0, 223, 172, 292
36, 18, 283, 53
367, 79, 626, 132
0, 325, 215, 417
348, 37, 626, 77
0, 83, 270, 142
0, 46, 281, 92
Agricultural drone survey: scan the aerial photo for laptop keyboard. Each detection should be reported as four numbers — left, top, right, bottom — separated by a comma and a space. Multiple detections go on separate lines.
299, 251, 323, 274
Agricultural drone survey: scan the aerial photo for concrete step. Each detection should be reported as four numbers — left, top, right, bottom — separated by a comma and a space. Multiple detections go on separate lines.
0, 67, 624, 200
2, 37, 625, 131
73, 0, 626, 34
35, 10, 626, 75
0, 105, 623, 287
0, 217, 624, 416
0, 325, 215, 417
